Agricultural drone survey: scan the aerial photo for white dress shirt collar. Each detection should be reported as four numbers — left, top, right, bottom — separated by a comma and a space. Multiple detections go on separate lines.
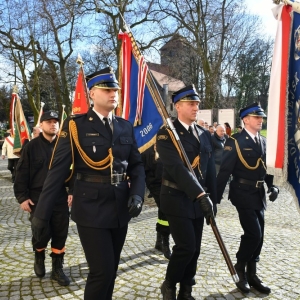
178, 119, 195, 131
92, 108, 113, 123
244, 128, 259, 142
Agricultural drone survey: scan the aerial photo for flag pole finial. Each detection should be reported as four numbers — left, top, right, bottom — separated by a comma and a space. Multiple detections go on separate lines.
76, 54, 84, 65
35, 101, 46, 126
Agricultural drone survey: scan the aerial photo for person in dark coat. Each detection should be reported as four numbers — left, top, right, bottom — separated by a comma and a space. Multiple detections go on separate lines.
217, 103, 279, 294
211, 124, 226, 174
142, 143, 171, 259
31, 67, 145, 300
156, 85, 216, 300
14, 111, 70, 286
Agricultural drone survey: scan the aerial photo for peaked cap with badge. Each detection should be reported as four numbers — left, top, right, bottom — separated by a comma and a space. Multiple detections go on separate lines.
172, 85, 200, 104
86, 66, 120, 90
40, 111, 59, 122
239, 102, 267, 119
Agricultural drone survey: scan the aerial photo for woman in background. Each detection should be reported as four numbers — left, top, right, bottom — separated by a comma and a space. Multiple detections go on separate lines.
224, 122, 232, 136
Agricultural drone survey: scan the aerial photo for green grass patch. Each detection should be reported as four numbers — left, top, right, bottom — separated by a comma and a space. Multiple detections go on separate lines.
260, 129, 267, 137
231, 128, 267, 137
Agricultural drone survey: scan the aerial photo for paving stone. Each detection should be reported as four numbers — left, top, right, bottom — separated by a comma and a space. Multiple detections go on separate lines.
1, 158, 300, 299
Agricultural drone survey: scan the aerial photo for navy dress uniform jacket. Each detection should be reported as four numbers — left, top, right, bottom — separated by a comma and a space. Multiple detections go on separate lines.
156, 119, 217, 219
141, 145, 163, 191
33, 109, 145, 228
217, 129, 273, 210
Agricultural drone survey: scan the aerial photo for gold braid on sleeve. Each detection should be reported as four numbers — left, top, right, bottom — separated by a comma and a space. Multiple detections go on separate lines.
232, 137, 267, 171
69, 120, 113, 170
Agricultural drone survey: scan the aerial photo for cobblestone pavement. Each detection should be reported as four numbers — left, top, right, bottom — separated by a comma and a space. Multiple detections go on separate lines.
0, 158, 300, 300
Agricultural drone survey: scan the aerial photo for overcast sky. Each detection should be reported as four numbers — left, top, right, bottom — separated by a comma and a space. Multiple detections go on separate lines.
245, 0, 278, 37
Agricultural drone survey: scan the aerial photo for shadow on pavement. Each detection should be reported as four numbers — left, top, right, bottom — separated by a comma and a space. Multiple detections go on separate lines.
120, 248, 168, 264
204, 290, 270, 299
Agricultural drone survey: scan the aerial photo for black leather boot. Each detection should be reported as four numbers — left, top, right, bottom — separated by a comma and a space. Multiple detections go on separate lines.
161, 280, 176, 300
34, 250, 45, 278
50, 253, 70, 286
177, 283, 195, 300
247, 261, 271, 294
155, 232, 163, 252
234, 261, 250, 293
161, 234, 172, 260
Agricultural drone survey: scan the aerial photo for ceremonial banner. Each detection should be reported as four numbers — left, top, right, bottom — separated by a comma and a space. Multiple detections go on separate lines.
118, 31, 164, 152
267, 3, 300, 213
72, 65, 89, 114
287, 7, 300, 213
267, 4, 290, 184
14, 95, 31, 155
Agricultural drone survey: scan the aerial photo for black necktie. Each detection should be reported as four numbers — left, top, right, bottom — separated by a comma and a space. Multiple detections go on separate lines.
189, 126, 199, 143
103, 117, 112, 139
254, 136, 260, 152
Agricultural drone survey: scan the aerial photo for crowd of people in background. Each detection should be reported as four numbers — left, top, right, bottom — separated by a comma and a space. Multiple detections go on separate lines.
195, 121, 244, 176
197, 119, 239, 137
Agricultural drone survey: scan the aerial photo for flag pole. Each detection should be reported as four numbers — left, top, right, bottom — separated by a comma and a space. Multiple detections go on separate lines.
122, 27, 238, 283
35, 102, 45, 127
59, 105, 66, 132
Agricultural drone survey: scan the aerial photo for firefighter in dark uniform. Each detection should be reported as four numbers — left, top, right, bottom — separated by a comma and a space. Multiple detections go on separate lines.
141, 143, 171, 259
31, 67, 145, 300
217, 103, 279, 294
156, 85, 216, 300
14, 111, 70, 286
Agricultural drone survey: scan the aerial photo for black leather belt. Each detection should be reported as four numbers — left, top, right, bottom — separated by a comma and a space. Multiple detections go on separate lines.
162, 179, 180, 190
234, 177, 264, 188
77, 173, 126, 185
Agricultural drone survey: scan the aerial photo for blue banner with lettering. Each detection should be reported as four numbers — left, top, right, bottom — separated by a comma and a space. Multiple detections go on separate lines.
118, 31, 164, 152
127, 54, 163, 151
288, 10, 300, 212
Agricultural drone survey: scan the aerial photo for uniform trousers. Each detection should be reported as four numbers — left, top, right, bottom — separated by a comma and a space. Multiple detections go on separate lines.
151, 188, 170, 236
30, 205, 69, 251
165, 214, 204, 286
236, 207, 264, 262
7, 158, 19, 180
77, 224, 128, 300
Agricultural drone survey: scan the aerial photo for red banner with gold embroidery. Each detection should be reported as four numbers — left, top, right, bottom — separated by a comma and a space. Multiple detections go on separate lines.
72, 66, 89, 114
